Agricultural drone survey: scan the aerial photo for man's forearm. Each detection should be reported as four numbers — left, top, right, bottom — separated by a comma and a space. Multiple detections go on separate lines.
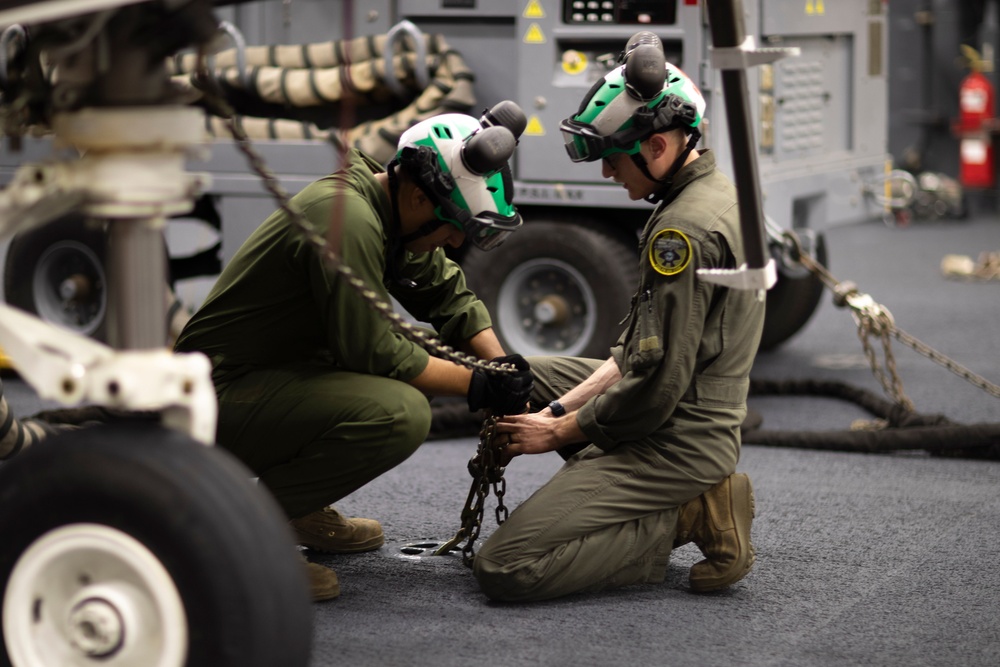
406, 328, 504, 397
551, 357, 621, 412
526, 356, 619, 448
407, 356, 474, 397
460, 327, 505, 360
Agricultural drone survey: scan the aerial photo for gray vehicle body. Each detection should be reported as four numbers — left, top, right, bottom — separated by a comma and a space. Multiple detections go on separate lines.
0, 0, 890, 355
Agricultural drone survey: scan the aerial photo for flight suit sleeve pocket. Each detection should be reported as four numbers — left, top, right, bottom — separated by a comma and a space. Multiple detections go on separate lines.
693, 375, 749, 408
628, 289, 664, 370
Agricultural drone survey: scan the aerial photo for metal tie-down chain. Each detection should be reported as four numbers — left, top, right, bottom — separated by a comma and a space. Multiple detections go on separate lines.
834, 288, 915, 413
433, 413, 509, 566
784, 232, 1000, 409
194, 56, 513, 564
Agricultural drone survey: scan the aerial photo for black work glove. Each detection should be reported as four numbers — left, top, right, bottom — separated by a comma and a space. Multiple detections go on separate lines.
467, 354, 533, 416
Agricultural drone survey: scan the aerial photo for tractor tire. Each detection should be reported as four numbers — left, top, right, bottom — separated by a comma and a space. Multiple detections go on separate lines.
463, 221, 638, 359
4, 215, 108, 341
759, 232, 829, 351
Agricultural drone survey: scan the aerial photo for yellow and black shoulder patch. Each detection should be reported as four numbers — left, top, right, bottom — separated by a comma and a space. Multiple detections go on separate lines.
648, 228, 692, 276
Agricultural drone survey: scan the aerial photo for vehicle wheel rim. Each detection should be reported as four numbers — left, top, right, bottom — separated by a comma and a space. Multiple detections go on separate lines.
496, 258, 598, 356
32, 240, 106, 335
3, 524, 187, 667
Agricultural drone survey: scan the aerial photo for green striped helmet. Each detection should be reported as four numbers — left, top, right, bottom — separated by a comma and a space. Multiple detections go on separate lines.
560, 62, 706, 163
396, 113, 522, 251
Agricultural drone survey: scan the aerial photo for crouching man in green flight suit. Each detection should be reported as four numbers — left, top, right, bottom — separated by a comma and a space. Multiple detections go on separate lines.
175, 104, 533, 601
473, 37, 764, 601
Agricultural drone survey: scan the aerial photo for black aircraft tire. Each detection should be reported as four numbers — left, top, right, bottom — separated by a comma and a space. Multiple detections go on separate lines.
0, 423, 312, 667
463, 221, 638, 359
759, 233, 829, 351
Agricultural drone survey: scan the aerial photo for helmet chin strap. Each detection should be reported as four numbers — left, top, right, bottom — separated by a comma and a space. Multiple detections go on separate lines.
385, 160, 418, 288
386, 160, 455, 287
399, 218, 450, 245
630, 129, 701, 204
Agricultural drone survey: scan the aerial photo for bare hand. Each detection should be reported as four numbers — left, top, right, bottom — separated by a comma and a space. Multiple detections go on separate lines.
495, 412, 563, 456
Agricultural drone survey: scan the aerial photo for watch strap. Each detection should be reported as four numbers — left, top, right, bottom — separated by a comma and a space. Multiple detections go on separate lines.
548, 400, 567, 417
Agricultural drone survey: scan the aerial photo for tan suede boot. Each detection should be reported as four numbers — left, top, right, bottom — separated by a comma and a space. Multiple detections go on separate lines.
299, 555, 340, 601
673, 473, 756, 592
290, 506, 384, 554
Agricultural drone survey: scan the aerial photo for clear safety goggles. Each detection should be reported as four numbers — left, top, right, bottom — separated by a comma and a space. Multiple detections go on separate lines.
462, 211, 522, 251
441, 202, 523, 251
560, 118, 637, 163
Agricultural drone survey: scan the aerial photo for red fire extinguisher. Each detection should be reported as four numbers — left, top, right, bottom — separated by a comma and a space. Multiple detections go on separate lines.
956, 45, 995, 189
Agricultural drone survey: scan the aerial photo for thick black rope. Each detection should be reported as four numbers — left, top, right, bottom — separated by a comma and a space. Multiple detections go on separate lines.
745, 379, 1000, 460
429, 379, 1000, 460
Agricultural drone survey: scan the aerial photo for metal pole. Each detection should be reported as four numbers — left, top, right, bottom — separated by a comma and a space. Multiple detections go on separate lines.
705, 0, 769, 271
106, 218, 167, 350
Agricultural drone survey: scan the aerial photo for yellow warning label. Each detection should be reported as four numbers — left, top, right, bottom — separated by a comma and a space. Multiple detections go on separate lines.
524, 23, 546, 44
525, 115, 545, 136
806, 0, 825, 14
561, 49, 588, 75
523, 0, 546, 19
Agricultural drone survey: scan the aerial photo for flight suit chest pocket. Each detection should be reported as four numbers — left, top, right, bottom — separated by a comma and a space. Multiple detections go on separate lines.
629, 288, 664, 370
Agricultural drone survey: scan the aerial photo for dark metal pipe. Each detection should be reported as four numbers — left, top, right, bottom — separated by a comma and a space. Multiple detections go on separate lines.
106, 218, 167, 350
705, 0, 769, 270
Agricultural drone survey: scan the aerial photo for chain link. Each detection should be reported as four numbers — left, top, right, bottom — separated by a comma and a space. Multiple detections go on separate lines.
853, 308, 915, 412
790, 235, 1000, 405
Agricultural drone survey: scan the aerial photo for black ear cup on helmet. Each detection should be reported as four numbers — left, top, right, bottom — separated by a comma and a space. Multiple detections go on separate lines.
622, 31, 666, 101
621, 31, 664, 61
625, 45, 666, 100
461, 125, 516, 176
480, 100, 527, 140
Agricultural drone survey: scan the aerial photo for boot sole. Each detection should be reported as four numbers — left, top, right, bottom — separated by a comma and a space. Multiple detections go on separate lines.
298, 532, 385, 554
689, 474, 756, 593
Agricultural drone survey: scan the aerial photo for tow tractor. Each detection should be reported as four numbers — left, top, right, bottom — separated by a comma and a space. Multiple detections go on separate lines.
0, 0, 892, 360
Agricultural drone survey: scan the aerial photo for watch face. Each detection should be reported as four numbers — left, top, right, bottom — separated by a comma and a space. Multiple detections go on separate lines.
549, 401, 567, 417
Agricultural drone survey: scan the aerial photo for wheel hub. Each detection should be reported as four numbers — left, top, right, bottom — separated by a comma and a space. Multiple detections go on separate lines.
3, 523, 188, 667
59, 274, 93, 302
532, 295, 570, 325
68, 596, 125, 658
498, 258, 598, 356
33, 240, 106, 335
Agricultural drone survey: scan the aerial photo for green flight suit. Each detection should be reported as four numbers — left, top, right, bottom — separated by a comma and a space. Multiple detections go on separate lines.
474, 151, 765, 601
175, 149, 492, 519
